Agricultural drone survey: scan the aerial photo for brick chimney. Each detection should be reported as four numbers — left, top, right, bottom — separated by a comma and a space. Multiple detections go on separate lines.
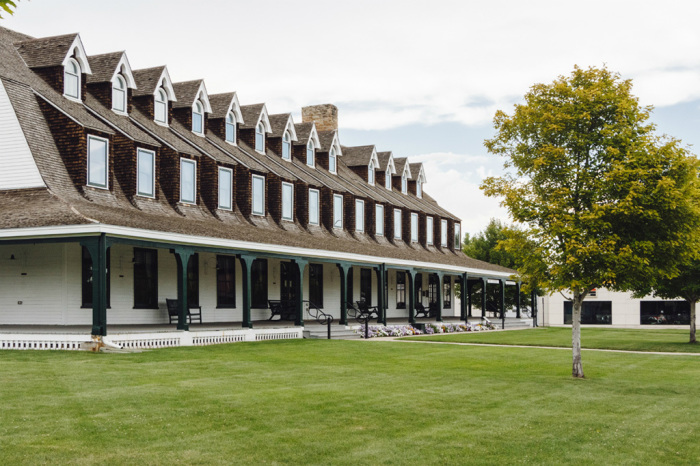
302, 104, 338, 131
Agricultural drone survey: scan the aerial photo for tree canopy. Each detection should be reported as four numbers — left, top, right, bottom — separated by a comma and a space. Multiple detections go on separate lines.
482, 66, 700, 377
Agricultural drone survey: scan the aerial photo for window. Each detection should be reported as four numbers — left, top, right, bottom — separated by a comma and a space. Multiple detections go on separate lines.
416, 179, 422, 198
441, 219, 448, 247
218, 167, 233, 210
394, 209, 402, 239
306, 140, 315, 166
427, 216, 434, 245
282, 182, 294, 221
640, 301, 690, 325
133, 248, 157, 308
252, 175, 265, 216
87, 135, 108, 189
282, 131, 291, 160
355, 199, 364, 232
155, 88, 168, 124
411, 213, 418, 243
64, 58, 80, 99
329, 147, 337, 173
192, 100, 204, 134
187, 253, 199, 308
112, 75, 126, 113
454, 223, 461, 249
180, 158, 196, 204
216, 255, 236, 308
360, 268, 372, 305
309, 188, 320, 225
255, 122, 265, 152
333, 194, 343, 228
81, 246, 110, 308
309, 263, 323, 308
414, 273, 423, 305
368, 161, 375, 185
385, 170, 392, 190
564, 301, 612, 324
396, 271, 406, 309
225, 112, 236, 143
401, 173, 407, 194
137, 148, 155, 197
429, 274, 439, 307
375, 204, 384, 236
443, 277, 451, 309
251, 259, 268, 308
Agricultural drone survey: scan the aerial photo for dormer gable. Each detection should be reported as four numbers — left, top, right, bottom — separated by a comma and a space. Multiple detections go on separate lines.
239, 103, 271, 154
208, 92, 244, 145
292, 122, 322, 167
268, 113, 298, 161
172, 80, 212, 136
86, 51, 136, 115
377, 151, 396, 190
317, 129, 341, 174
408, 162, 427, 198
341, 145, 378, 184
392, 157, 412, 194
132, 66, 176, 125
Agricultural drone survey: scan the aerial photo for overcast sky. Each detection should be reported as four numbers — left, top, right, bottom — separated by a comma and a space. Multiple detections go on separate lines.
4, 0, 700, 235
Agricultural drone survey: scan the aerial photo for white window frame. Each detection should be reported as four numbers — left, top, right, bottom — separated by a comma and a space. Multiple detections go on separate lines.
180, 158, 197, 204
401, 173, 407, 194
427, 216, 434, 245
441, 219, 448, 247
417, 179, 422, 198
306, 140, 315, 167
252, 174, 265, 216
333, 194, 343, 229
155, 88, 168, 125
112, 74, 127, 114
255, 122, 265, 153
192, 100, 204, 135
225, 112, 236, 144
394, 208, 402, 240
454, 223, 461, 249
355, 199, 364, 232
87, 135, 109, 189
218, 167, 233, 210
282, 182, 294, 221
136, 148, 155, 198
329, 147, 337, 174
282, 131, 291, 161
64, 58, 81, 101
375, 204, 384, 236
309, 188, 320, 226
411, 212, 418, 243
368, 161, 374, 186
385, 170, 392, 190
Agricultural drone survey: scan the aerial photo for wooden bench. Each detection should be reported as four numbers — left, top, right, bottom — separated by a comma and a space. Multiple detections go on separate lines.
166, 299, 202, 324
268, 300, 296, 321
415, 302, 430, 319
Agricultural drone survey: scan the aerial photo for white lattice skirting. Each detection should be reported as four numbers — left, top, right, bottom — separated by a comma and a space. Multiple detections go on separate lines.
0, 327, 303, 351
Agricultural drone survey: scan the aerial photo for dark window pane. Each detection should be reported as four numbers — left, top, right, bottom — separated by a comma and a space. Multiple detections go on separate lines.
360, 268, 372, 306
251, 259, 268, 308
347, 267, 354, 303
187, 254, 199, 308
134, 248, 158, 308
429, 274, 439, 305
443, 276, 451, 309
396, 271, 406, 309
309, 263, 323, 308
640, 301, 690, 325
216, 255, 236, 308
564, 301, 612, 325
415, 273, 423, 306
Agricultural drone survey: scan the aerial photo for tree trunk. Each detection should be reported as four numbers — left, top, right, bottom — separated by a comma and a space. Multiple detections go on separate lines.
690, 300, 697, 344
572, 289, 585, 378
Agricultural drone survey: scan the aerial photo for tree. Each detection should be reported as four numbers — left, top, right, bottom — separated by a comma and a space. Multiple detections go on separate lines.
482, 66, 700, 378
0, 1, 19, 19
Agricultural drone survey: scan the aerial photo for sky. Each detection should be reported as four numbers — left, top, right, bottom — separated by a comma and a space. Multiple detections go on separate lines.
4, 0, 700, 235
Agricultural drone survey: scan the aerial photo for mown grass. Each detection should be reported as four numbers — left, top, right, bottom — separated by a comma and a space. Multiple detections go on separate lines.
404, 327, 700, 353
1, 339, 700, 464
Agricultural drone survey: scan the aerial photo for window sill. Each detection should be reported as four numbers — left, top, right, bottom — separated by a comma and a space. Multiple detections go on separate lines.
216, 306, 236, 309
133, 306, 159, 310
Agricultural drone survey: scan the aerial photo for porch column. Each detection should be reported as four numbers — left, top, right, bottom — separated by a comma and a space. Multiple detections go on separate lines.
171, 247, 194, 331
499, 279, 506, 329
436, 272, 444, 322
336, 262, 351, 325
375, 264, 386, 325
81, 234, 109, 337
531, 289, 538, 327
460, 273, 468, 321
406, 269, 415, 325
481, 277, 487, 319
467, 279, 473, 317
292, 259, 308, 327
239, 254, 255, 329
516, 281, 522, 318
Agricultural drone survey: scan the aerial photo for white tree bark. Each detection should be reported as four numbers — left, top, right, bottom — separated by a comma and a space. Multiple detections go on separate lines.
572, 288, 584, 378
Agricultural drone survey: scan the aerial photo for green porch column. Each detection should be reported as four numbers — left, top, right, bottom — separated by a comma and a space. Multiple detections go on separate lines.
406, 269, 415, 325
375, 264, 386, 325
336, 262, 351, 325
481, 277, 487, 319
292, 259, 308, 327
460, 273, 468, 321
436, 272, 444, 322
81, 234, 109, 337
499, 279, 506, 329
239, 255, 255, 328
516, 281, 522, 318
171, 247, 194, 331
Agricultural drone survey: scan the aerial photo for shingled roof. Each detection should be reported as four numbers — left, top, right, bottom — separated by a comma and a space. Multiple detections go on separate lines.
132, 66, 166, 96
14, 33, 80, 68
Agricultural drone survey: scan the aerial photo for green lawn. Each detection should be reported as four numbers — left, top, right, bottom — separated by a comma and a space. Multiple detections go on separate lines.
403, 327, 700, 353
2, 340, 700, 464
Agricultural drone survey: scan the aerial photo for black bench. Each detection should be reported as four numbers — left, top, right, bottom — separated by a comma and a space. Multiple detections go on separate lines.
166, 299, 202, 324
268, 300, 296, 321
415, 303, 430, 319
356, 300, 380, 319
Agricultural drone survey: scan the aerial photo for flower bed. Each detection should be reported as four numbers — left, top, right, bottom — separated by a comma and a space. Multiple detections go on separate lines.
356, 321, 496, 338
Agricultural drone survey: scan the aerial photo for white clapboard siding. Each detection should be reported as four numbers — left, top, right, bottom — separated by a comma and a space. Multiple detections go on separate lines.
0, 79, 45, 190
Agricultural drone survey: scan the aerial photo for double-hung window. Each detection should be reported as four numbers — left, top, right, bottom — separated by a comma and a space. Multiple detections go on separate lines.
333, 194, 343, 228
282, 182, 294, 221
394, 209, 402, 240
368, 161, 374, 185
216, 255, 236, 308
282, 131, 291, 160
306, 140, 315, 166
87, 135, 108, 189
225, 112, 236, 143
385, 170, 392, 190
416, 179, 422, 198
112, 75, 127, 113
136, 148, 155, 197
64, 58, 80, 99
218, 167, 233, 210
192, 100, 204, 134
454, 223, 461, 249
401, 173, 407, 194
427, 216, 434, 245
155, 88, 168, 124
411, 213, 418, 243
375, 204, 384, 236
252, 174, 265, 216
255, 122, 265, 152
180, 158, 196, 204
355, 199, 364, 232
309, 188, 320, 225
329, 147, 337, 174
441, 219, 448, 247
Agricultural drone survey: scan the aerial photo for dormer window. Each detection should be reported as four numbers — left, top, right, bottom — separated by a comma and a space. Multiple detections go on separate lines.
385, 170, 391, 190
282, 131, 291, 160
329, 147, 337, 174
306, 140, 315, 167
416, 179, 422, 198
192, 100, 204, 134
64, 58, 81, 100
255, 122, 265, 152
368, 161, 375, 185
225, 112, 236, 143
112, 75, 127, 113
155, 88, 168, 124
401, 173, 407, 194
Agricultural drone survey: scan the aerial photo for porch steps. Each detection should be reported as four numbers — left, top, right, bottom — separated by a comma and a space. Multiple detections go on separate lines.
303, 324, 361, 340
